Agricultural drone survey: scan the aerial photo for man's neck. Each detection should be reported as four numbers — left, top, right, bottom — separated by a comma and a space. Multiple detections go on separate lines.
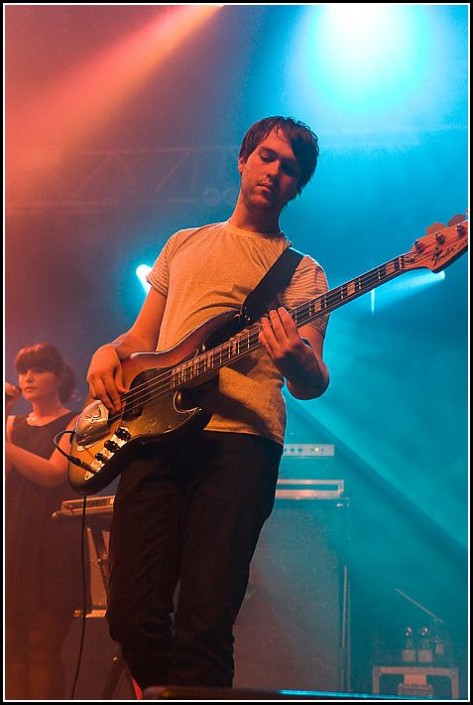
228, 199, 281, 234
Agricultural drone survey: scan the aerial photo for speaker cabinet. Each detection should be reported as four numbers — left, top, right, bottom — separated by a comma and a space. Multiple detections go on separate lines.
233, 497, 350, 692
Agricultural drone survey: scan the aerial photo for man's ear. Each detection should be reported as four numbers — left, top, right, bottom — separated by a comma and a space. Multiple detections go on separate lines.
237, 157, 246, 174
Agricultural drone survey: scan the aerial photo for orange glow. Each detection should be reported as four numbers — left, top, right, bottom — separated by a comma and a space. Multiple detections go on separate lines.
6, 6, 221, 178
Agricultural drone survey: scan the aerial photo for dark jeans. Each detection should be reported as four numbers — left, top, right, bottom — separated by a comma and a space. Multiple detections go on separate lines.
106, 431, 282, 689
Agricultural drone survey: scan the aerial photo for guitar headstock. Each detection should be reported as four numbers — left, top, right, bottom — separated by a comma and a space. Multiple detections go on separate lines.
404, 215, 468, 273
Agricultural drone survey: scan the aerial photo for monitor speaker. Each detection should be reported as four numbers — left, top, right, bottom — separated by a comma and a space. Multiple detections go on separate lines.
142, 684, 378, 700
233, 497, 350, 693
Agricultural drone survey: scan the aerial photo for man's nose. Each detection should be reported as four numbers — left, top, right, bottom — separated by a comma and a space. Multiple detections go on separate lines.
266, 162, 281, 179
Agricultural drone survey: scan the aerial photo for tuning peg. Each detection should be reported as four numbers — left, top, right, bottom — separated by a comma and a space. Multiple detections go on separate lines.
447, 214, 466, 226
425, 222, 446, 235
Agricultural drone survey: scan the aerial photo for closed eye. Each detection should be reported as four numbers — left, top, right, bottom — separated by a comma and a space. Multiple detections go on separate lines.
259, 148, 300, 178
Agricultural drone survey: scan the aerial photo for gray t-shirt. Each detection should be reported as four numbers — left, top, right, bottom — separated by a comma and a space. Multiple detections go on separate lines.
147, 220, 329, 445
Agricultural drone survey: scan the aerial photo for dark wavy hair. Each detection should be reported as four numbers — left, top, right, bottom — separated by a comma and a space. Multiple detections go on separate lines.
238, 116, 320, 195
15, 343, 77, 403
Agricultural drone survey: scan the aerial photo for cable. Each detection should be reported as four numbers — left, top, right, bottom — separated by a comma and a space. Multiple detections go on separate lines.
69, 495, 88, 699
53, 431, 98, 474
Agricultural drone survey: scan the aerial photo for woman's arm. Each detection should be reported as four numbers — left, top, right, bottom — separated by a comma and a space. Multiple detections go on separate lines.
5, 414, 78, 487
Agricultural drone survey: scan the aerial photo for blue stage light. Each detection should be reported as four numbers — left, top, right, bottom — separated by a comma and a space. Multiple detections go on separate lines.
136, 264, 151, 294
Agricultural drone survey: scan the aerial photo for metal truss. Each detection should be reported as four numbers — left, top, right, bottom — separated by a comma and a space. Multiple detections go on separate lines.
6, 145, 240, 215
6, 124, 465, 216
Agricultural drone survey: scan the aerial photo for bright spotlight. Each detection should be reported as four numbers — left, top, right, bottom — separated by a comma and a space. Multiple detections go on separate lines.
322, 4, 404, 69
290, 4, 428, 120
316, 4, 415, 84
136, 264, 152, 294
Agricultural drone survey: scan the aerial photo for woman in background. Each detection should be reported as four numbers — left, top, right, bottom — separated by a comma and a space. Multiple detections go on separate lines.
5, 342, 84, 700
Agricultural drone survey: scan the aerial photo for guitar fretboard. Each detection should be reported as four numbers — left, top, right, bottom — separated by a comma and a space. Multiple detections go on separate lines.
168, 255, 407, 388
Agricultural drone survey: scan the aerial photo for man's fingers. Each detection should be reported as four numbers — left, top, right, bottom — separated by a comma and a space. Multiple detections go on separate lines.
88, 371, 124, 413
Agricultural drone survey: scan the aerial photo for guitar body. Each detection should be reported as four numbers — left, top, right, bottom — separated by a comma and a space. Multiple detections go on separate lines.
68, 310, 240, 494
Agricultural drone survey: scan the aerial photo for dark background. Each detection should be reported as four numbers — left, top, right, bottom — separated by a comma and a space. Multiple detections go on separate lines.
5, 5, 469, 698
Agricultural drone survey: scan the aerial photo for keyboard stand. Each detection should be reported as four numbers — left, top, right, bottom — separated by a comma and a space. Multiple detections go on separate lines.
55, 498, 136, 700
86, 519, 136, 700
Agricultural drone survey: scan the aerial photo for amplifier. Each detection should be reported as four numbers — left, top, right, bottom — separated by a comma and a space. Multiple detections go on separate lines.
282, 443, 335, 458
280, 443, 339, 483
234, 496, 350, 693
276, 478, 344, 500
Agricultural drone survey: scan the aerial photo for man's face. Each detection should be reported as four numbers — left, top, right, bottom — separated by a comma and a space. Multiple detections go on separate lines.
238, 128, 302, 215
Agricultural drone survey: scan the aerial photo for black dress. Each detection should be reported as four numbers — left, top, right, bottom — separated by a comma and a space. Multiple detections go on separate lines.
5, 412, 85, 622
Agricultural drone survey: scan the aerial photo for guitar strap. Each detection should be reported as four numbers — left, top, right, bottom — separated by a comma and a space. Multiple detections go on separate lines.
239, 246, 304, 327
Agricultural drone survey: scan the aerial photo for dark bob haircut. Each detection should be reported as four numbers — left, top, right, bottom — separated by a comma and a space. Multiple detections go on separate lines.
15, 343, 76, 403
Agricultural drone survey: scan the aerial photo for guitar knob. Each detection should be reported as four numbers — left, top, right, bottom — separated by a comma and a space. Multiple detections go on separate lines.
104, 440, 119, 452
95, 452, 107, 463
115, 427, 131, 440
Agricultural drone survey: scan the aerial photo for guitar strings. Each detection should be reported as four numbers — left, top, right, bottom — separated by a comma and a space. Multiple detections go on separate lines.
105, 321, 264, 425
104, 253, 411, 425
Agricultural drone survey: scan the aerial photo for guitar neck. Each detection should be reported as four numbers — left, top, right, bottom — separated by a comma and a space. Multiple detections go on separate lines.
292, 254, 409, 326
176, 253, 410, 383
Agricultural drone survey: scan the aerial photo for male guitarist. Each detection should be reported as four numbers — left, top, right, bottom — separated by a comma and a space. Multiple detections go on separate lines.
85, 116, 330, 691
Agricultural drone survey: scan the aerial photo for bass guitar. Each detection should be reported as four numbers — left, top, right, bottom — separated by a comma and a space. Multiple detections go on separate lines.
68, 216, 468, 495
